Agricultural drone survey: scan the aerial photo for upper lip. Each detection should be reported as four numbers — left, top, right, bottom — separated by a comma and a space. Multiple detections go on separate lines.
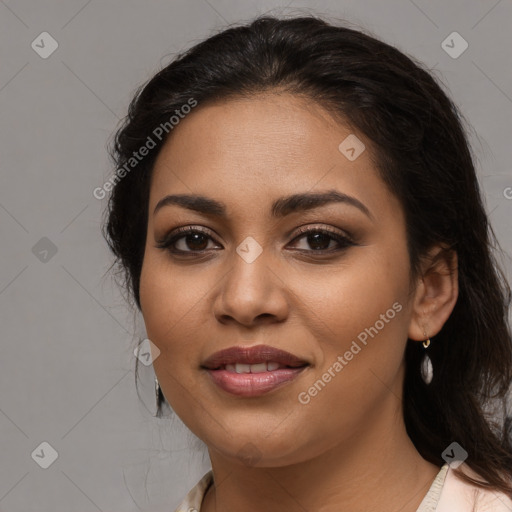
201, 344, 309, 370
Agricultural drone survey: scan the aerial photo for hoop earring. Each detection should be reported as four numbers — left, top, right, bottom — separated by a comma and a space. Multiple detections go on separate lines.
420, 333, 433, 385
154, 375, 162, 416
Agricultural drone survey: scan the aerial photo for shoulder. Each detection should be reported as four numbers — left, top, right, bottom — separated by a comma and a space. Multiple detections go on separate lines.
173, 470, 213, 512
172, 465, 512, 512
437, 463, 512, 512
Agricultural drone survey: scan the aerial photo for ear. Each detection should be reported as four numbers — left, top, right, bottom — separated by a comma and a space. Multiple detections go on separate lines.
408, 245, 459, 342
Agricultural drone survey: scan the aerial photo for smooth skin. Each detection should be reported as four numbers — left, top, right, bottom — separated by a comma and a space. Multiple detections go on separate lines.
139, 92, 458, 512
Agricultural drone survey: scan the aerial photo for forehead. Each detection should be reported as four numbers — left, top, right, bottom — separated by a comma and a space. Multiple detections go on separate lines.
152, 93, 345, 177
149, 93, 400, 221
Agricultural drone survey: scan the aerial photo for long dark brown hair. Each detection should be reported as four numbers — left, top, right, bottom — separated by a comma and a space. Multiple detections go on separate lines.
102, 15, 512, 497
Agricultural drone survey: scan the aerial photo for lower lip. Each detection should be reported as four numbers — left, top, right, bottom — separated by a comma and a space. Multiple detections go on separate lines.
205, 367, 307, 397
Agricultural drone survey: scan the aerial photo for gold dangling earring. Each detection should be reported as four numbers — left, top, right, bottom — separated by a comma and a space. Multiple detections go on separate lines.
420, 332, 433, 384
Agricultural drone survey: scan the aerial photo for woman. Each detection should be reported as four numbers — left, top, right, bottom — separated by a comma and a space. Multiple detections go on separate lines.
103, 15, 512, 511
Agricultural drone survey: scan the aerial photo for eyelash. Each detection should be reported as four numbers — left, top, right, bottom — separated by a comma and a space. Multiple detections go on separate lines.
155, 225, 356, 256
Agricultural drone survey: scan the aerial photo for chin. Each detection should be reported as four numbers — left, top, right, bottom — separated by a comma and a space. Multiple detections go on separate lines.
204, 427, 314, 468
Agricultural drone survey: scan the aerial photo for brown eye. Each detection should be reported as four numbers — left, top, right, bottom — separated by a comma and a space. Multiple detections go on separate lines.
297, 231, 336, 251
176, 232, 210, 251
155, 227, 221, 255
288, 227, 355, 253
155, 225, 355, 257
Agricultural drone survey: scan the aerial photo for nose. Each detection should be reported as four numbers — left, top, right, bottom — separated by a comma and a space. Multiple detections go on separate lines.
213, 249, 289, 327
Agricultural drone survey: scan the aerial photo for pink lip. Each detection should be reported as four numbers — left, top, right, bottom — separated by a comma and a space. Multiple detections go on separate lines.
201, 344, 308, 369
201, 344, 309, 397
205, 367, 307, 397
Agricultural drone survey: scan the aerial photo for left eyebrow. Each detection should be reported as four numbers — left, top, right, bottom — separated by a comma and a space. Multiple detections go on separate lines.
153, 189, 375, 222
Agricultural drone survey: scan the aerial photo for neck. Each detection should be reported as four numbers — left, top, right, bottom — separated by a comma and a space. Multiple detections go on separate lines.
201, 379, 440, 512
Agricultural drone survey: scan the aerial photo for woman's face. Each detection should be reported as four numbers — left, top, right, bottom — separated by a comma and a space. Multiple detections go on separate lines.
139, 93, 420, 467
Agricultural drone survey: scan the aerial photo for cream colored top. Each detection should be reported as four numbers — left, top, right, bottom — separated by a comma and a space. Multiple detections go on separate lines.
173, 463, 512, 511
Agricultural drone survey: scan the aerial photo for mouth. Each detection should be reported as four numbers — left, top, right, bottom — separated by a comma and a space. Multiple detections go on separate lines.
201, 345, 310, 397
216, 361, 304, 373
201, 344, 309, 369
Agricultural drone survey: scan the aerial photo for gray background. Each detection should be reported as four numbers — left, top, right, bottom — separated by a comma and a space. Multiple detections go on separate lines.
1, 1, 511, 511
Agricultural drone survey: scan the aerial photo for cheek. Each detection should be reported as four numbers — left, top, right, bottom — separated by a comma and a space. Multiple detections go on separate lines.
288, 245, 409, 344
140, 243, 198, 313
139, 251, 202, 357
293, 247, 411, 398
139, 252, 208, 418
